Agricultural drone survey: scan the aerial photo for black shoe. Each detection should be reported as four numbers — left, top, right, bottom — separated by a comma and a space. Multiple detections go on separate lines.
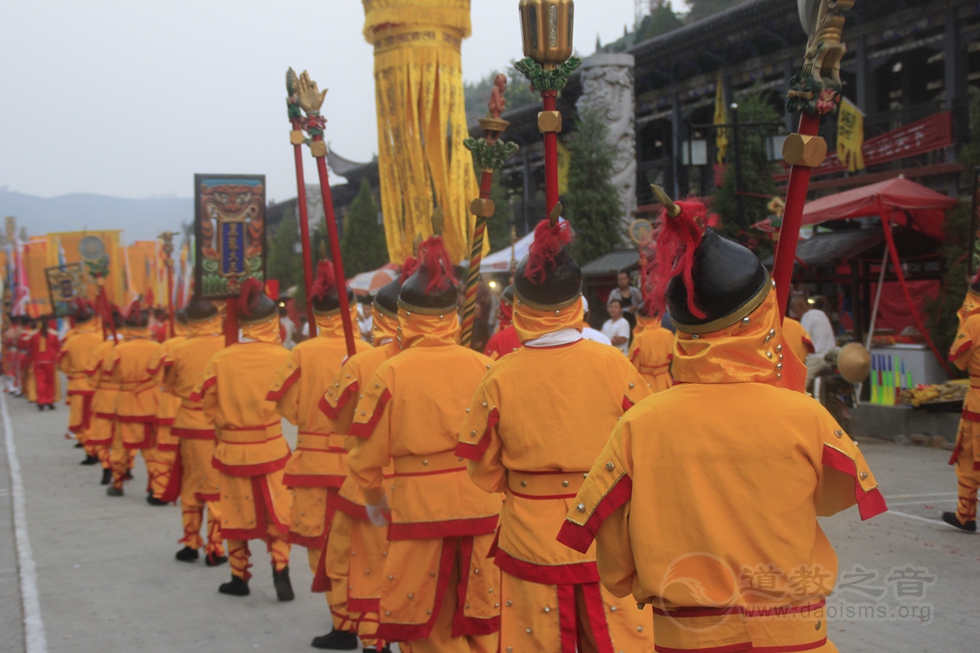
310, 630, 358, 650
101, 469, 112, 485
106, 486, 123, 497
37, 404, 43, 411
175, 547, 200, 563
74, 441, 84, 448
123, 470, 133, 481
205, 552, 228, 567
942, 511, 977, 532
219, 575, 250, 596
273, 565, 295, 602
80, 455, 98, 465
146, 492, 168, 506
366, 647, 392, 653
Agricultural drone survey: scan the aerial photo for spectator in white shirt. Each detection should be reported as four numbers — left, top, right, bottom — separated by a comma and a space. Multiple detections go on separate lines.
601, 299, 631, 355
791, 295, 837, 390
580, 297, 612, 346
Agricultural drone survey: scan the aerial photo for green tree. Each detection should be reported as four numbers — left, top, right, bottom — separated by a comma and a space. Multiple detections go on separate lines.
564, 108, 623, 263
486, 175, 514, 253
635, 2, 683, 42
925, 202, 970, 372
711, 91, 780, 248
341, 179, 389, 276
267, 207, 303, 300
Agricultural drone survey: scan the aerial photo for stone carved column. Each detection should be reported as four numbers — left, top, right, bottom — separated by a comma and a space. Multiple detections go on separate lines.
576, 53, 637, 230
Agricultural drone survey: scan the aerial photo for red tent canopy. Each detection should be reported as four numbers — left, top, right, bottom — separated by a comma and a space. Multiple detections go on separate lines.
801, 177, 958, 240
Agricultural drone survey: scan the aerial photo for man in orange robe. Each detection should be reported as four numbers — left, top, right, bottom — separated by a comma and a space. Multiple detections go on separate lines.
483, 286, 520, 361
106, 302, 165, 498
268, 261, 369, 589
60, 300, 102, 464
165, 299, 227, 564
18, 317, 36, 402
317, 264, 414, 652
86, 307, 126, 486
457, 218, 655, 653
192, 280, 294, 600
30, 317, 61, 409
347, 236, 501, 653
558, 200, 887, 653
629, 311, 674, 393
147, 312, 188, 506
944, 279, 980, 532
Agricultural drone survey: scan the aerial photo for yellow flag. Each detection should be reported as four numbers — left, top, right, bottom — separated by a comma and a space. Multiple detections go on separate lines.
714, 74, 728, 164
837, 97, 865, 172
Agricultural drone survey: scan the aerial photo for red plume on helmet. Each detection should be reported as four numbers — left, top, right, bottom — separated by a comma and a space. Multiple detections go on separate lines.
144, 288, 155, 309
649, 198, 709, 321
399, 257, 420, 284
311, 260, 337, 301
418, 237, 457, 293
125, 300, 142, 322
524, 219, 573, 285
239, 278, 265, 318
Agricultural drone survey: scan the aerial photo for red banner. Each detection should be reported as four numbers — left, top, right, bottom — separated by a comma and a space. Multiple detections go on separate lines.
776, 111, 953, 180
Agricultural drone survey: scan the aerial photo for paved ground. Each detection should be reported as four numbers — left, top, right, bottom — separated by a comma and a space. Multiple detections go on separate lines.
1, 391, 978, 653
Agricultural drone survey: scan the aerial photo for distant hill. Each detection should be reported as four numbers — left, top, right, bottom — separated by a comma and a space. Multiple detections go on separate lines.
0, 188, 192, 242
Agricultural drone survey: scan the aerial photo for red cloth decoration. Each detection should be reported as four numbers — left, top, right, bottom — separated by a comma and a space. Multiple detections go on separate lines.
239, 278, 266, 317
400, 256, 420, 284
418, 237, 457, 292
649, 199, 709, 320
311, 260, 336, 301
124, 300, 142, 323
525, 219, 573, 285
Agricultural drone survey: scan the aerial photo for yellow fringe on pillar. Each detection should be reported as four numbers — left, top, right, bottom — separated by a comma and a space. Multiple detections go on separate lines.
363, 0, 481, 265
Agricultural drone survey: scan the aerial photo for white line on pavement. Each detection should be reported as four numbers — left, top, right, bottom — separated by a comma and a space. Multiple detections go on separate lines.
1, 392, 48, 653
883, 492, 958, 500
884, 499, 958, 507
883, 510, 944, 525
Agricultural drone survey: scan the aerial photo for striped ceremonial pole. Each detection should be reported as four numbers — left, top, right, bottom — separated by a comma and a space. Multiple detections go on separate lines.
286, 68, 318, 339
460, 76, 519, 347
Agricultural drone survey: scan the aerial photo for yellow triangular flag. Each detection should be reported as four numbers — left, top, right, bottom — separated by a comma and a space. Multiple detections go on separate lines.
837, 97, 865, 172
714, 74, 728, 164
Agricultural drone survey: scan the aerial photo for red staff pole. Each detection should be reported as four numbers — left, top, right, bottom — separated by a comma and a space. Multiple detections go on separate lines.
772, 112, 821, 319
542, 92, 560, 216
312, 145, 356, 357
460, 171, 494, 346
293, 145, 317, 340
166, 263, 175, 337
296, 70, 357, 356
287, 71, 318, 340
224, 297, 238, 347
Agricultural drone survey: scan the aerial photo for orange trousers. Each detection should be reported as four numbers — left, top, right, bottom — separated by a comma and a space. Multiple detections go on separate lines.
324, 509, 387, 649
228, 532, 291, 581
179, 440, 224, 556
953, 418, 980, 524
109, 425, 142, 490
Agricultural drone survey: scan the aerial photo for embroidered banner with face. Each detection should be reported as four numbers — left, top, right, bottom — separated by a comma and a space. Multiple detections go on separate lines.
194, 174, 266, 299
45, 263, 88, 318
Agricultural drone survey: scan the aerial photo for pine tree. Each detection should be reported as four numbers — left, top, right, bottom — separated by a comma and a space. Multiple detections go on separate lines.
341, 179, 389, 276
711, 91, 780, 247
687, 0, 746, 23
486, 176, 514, 253
635, 2, 683, 42
267, 207, 303, 298
565, 108, 623, 264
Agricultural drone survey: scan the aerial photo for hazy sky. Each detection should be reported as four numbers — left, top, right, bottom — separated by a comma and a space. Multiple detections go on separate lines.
0, 0, 653, 204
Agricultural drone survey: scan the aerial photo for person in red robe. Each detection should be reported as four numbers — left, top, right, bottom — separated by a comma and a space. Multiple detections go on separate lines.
30, 317, 61, 410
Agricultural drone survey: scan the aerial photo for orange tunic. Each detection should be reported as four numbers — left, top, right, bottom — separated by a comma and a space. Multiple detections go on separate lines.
558, 291, 886, 653
60, 325, 102, 435
629, 322, 674, 393
458, 337, 655, 653
947, 290, 980, 523
347, 311, 501, 645
154, 334, 186, 453
268, 311, 370, 549
109, 330, 163, 449
193, 328, 292, 542
85, 338, 121, 447
783, 316, 815, 363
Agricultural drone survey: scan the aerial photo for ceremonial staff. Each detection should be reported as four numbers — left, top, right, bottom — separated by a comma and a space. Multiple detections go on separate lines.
295, 71, 357, 355
772, 0, 854, 318
461, 76, 519, 346
516, 0, 579, 219
160, 231, 178, 337
285, 69, 318, 340
85, 256, 117, 342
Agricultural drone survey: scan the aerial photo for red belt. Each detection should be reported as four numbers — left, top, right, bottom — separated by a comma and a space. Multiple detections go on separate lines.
962, 409, 980, 422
